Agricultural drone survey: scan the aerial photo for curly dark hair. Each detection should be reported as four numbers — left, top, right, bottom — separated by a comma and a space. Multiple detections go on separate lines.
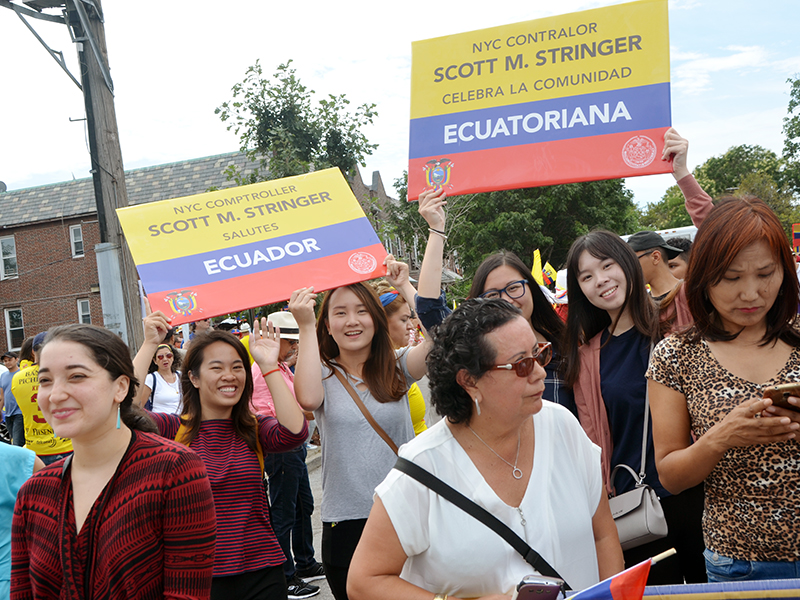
427, 298, 522, 424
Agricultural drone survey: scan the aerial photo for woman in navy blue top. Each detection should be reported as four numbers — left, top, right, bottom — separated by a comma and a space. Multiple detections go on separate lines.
561, 230, 705, 585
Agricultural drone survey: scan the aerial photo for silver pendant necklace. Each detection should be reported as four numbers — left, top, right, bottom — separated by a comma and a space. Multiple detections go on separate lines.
467, 425, 523, 480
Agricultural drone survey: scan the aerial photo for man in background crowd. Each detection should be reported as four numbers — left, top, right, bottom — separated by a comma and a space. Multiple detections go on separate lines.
1, 352, 23, 446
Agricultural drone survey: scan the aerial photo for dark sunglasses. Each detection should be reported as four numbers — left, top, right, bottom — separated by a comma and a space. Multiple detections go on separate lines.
491, 342, 552, 377
156, 353, 174, 360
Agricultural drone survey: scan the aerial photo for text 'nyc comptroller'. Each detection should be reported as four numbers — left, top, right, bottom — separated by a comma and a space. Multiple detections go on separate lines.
117, 168, 387, 325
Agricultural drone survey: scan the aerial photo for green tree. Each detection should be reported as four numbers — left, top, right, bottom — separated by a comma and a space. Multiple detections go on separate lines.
449, 179, 637, 273
735, 172, 799, 236
784, 75, 800, 163
782, 75, 800, 195
638, 185, 693, 229
382, 175, 637, 282
693, 145, 783, 198
215, 60, 378, 183
639, 143, 797, 230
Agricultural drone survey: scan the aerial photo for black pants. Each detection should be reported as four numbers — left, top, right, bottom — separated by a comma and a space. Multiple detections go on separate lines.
266, 446, 316, 579
623, 482, 706, 585
321, 519, 367, 600
210, 565, 287, 600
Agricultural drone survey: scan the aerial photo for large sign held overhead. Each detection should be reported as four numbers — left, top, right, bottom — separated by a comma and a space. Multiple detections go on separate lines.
117, 168, 387, 325
408, 0, 671, 200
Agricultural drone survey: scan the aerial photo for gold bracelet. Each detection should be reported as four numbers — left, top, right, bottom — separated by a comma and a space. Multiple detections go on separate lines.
433, 594, 448, 600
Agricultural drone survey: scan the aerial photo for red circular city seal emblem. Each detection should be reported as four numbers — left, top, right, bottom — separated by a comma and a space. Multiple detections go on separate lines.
621, 135, 657, 169
348, 252, 378, 275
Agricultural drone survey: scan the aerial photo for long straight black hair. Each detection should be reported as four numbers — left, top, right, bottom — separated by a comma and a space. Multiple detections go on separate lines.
562, 230, 659, 387
180, 330, 257, 451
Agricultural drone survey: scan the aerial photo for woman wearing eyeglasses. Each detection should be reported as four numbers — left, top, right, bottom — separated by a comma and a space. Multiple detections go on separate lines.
467, 247, 576, 419
348, 299, 622, 600
561, 230, 705, 585
135, 343, 183, 414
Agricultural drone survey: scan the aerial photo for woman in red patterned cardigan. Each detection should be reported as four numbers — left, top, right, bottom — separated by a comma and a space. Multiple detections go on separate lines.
11, 324, 217, 600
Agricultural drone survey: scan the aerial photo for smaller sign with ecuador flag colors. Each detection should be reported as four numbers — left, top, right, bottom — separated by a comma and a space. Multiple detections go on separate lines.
408, 0, 671, 199
116, 168, 387, 326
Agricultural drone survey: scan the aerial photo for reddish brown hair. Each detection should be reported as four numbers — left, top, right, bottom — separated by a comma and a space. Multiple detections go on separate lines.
685, 196, 800, 345
317, 283, 407, 403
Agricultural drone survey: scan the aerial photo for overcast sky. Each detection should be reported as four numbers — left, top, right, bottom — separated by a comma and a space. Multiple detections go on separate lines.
2, 0, 799, 210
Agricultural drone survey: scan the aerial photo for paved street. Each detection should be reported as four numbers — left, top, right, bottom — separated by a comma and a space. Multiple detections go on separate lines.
306, 448, 334, 600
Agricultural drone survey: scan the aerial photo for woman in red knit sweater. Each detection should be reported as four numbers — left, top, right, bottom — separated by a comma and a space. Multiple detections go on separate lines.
11, 324, 217, 600
135, 314, 308, 600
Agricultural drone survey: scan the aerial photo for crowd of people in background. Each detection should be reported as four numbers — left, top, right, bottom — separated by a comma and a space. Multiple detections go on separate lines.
1, 128, 799, 599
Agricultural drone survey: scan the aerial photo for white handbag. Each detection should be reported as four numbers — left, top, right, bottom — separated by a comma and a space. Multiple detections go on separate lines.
607, 371, 668, 551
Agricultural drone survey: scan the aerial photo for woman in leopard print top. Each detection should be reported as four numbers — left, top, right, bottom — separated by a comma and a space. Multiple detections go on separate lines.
647, 196, 800, 582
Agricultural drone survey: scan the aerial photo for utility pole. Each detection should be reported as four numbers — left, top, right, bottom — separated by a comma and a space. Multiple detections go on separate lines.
3, 0, 144, 348
65, 0, 143, 348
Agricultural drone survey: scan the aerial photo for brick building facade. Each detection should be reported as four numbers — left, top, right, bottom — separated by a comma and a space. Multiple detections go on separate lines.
0, 153, 393, 353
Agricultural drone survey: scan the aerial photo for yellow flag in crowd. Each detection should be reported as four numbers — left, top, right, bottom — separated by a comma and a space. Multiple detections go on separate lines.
532, 250, 544, 286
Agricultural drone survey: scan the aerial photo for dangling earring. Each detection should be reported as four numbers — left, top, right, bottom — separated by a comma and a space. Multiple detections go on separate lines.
116, 404, 121, 429
474, 397, 481, 416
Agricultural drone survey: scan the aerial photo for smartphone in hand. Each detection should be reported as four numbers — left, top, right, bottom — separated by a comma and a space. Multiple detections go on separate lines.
514, 575, 565, 600
762, 383, 800, 413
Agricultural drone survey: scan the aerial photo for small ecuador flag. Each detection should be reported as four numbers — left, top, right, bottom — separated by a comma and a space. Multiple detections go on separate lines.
543, 262, 557, 286
569, 558, 651, 600
792, 223, 800, 252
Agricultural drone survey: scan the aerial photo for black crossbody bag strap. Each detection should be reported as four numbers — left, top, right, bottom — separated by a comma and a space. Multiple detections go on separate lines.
394, 457, 571, 591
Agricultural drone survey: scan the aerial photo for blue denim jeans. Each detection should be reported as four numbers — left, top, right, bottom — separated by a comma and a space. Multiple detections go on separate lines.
6, 414, 25, 447
265, 446, 316, 579
704, 548, 800, 582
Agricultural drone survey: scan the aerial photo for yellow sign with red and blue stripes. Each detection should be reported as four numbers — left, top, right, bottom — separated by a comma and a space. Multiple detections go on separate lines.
117, 168, 387, 325
408, 0, 671, 199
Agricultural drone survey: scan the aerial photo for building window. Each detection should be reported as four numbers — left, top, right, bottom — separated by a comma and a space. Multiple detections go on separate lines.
70, 224, 84, 257
4, 308, 24, 350
1, 235, 17, 279
78, 299, 91, 324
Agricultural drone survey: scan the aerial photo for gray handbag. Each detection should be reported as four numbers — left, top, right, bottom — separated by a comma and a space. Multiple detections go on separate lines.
607, 374, 668, 551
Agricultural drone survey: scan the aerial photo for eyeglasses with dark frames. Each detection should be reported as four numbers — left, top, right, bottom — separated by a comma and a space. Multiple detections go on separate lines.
479, 280, 528, 300
491, 342, 552, 377
636, 249, 656, 260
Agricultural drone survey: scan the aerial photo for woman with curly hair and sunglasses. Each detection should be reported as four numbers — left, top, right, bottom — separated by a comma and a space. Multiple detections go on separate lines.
348, 299, 622, 600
